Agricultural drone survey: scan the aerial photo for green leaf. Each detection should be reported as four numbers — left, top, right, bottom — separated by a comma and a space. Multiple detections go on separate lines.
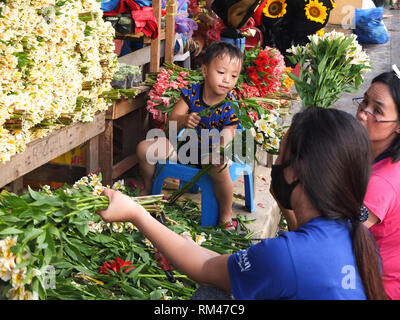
47, 225, 61, 238
76, 222, 89, 237
126, 264, 146, 283
45, 229, 56, 256
150, 288, 168, 300
28, 186, 41, 201
0, 227, 24, 235
132, 247, 150, 264
90, 233, 115, 244
12, 51, 30, 69
119, 283, 148, 299
3, 194, 29, 210
317, 55, 328, 76
29, 196, 64, 207
64, 244, 92, 269
22, 228, 43, 243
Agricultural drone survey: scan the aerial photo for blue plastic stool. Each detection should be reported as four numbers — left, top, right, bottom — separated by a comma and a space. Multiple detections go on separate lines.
220, 36, 246, 53
151, 159, 254, 227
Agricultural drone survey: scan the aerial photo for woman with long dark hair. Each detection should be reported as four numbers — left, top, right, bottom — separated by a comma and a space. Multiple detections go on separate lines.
355, 69, 400, 299
98, 107, 386, 299
271, 107, 387, 299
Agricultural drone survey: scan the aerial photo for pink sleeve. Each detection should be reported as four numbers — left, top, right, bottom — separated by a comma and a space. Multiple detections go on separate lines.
364, 175, 396, 222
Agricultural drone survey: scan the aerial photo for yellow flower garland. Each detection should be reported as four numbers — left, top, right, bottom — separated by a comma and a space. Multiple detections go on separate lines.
263, 0, 287, 19
330, 0, 336, 9
305, 0, 328, 24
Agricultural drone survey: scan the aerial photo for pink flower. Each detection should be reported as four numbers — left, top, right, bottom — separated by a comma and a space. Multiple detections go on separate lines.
168, 81, 179, 90
157, 68, 171, 82
149, 89, 161, 100
161, 97, 171, 107
248, 111, 259, 122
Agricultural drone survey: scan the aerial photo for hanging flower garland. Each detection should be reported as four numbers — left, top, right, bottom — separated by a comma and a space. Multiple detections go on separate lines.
262, 0, 287, 19
304, 0, 329, 24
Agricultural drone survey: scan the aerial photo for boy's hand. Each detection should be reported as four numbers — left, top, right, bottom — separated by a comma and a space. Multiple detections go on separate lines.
97, 188, 149, 223
185, 113, 201, 129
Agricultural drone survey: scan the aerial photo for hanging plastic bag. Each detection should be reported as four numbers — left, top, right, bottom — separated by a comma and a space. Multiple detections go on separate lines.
354, 7, 389, 44
101, 0, 120, 12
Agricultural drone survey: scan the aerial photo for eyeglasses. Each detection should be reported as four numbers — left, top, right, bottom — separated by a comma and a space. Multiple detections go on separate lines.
353, 97, 400, 123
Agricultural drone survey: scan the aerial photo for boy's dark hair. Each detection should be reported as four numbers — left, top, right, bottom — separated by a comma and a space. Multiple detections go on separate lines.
286, 107, 387, 300
202, 41, 243, 66
371, 71, 400, 162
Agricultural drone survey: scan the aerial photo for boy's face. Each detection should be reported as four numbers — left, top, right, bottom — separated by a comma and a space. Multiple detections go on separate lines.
202, 54, 242, 97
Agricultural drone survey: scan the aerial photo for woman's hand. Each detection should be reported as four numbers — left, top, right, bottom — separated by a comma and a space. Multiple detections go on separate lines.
97, 188, 149, 223
185, 112, 201, 129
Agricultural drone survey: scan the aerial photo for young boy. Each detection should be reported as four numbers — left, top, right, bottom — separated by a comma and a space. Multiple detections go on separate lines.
136, 41, 243, 229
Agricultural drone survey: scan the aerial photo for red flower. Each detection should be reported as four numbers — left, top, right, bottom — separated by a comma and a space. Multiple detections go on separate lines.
243, 46, 287, 97
99, 258, 136, 275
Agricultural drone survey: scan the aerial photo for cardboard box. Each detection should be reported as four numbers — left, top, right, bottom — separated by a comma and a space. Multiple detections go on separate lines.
328, 0, 363, 28
50, 143, 87, 167
328, 0, 377, 28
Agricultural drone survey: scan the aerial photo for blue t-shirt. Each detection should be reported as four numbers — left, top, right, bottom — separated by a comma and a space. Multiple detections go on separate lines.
228, 217, 367, 300
180, 83, 241, 141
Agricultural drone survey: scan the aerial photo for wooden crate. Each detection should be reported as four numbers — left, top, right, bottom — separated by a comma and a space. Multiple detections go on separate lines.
99, 87, 151, 186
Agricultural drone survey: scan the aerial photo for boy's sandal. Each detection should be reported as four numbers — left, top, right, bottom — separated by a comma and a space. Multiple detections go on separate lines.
221, 218, 240, 232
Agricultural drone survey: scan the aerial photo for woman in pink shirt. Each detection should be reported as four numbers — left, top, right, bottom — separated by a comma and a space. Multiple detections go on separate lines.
355, 68, 400, 300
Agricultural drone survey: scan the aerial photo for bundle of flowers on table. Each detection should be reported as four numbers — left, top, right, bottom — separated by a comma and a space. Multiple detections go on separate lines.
231, 45, 295, 154
0, 0, 119, 164
287, 30, 371, 108
0, 173, 253, 300
145, 62, 204, 128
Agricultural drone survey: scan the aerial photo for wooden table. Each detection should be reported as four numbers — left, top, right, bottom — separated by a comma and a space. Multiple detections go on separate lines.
0, 112, 105, 193
99, 86, 151, 186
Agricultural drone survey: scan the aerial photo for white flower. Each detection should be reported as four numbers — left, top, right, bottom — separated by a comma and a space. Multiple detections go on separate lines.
195, 233, 207, 245
111, 222, 124, 233
92, 184, 105, 195
266, 126, 276, 137
255, 132, 264, 144
180, 231, 192, 238
6, 285, 39, 300
124, 222, 138, 232
308, 33, 321, 45
143, 238, 154, 248
0, 0, 117, 163
88, 221, 105, 233
0, 260, 13, 281
287, 44, 303, 56
324, 30, 345, 41
11, 267, 27, 289
112, 180, 125, 191
255, 119, 268, 132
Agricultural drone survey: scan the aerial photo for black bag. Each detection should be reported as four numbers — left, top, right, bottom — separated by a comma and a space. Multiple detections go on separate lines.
211, 0, 263, 29
104, 13, 135, 35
